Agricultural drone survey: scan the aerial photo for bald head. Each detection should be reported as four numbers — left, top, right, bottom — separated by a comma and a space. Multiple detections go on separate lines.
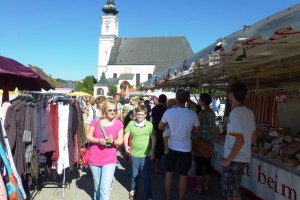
176, 89, 187, 105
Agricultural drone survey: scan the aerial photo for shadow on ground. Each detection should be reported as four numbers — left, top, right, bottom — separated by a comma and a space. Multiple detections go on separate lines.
75, 167, 93, 199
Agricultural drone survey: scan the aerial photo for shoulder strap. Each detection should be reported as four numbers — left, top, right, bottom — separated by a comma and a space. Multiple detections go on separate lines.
92, 107, 96, 118
99, 120, 108, 139
98, 119, 111, 147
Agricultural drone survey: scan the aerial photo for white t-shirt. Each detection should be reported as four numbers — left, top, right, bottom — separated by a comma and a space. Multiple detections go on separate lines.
117, 102, 122, 113
161, 107, 200, 152
223, 106, 256, 163
86, 105, 97, 125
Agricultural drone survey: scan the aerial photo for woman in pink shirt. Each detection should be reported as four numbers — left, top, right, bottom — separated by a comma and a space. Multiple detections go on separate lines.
86, 99, 124, 200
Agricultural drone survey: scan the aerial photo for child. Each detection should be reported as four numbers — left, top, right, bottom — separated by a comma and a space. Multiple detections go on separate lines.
163, 99, 177, 154
124, 105, 156, 200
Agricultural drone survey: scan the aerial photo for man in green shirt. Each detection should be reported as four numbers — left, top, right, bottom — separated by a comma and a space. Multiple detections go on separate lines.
124, 105, 156, 200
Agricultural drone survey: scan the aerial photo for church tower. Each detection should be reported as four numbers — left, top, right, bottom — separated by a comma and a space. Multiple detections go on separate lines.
98, 0, 119, 81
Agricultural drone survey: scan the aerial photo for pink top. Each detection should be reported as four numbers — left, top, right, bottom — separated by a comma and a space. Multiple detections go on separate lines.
88, 118, 123, 166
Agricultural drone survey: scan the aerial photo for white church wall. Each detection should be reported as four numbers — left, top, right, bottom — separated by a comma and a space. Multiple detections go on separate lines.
98, 38, 116, 80
94, 85, 109, 97
106, 64, 155, 84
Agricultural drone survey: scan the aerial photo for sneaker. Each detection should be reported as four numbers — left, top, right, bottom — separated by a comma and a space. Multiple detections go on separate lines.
129, 190, 135, 200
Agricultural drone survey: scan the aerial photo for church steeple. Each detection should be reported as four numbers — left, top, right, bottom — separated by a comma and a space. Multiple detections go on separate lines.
97, 0, 119, 81
102, 0, 119, 16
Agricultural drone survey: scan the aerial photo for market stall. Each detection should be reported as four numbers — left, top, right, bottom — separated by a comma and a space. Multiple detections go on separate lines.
142, 3, 300, 200
0, 55, 53, 103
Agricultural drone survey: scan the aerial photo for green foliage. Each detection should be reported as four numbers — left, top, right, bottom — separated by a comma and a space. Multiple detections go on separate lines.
76, 75, 97, 95
108, 85, 118, 94
46, 76, 59, 88
56, 78, 68, 84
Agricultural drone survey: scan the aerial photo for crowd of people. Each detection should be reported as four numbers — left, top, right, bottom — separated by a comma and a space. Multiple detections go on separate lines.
80, 82, 256, 200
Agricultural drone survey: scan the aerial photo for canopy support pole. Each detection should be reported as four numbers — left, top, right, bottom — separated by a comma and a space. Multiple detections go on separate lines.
1, 78, 10, 105
198, 80, 202, 94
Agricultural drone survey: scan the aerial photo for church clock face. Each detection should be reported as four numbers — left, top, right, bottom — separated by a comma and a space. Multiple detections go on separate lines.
105, 20, 110, 25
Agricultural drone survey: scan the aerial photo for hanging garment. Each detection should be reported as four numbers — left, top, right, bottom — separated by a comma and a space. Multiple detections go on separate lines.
0, 173, 7, 200
28, 104, 39, 181
23, 102, 35, 164
57, 103, 70, 175
68, 104, 74, 170
0, 143, 22, 200
74, 102, 82, 164
0, 119, 26, 199
0, 102, 11, 122
4, 101, 20, 150
36, 101, 48, 151
50, 103, 59, 167
9, 101, 27, 177
39, 104, 55, 154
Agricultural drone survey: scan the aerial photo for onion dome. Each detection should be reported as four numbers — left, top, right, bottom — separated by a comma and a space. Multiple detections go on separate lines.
102, 0, 119, 16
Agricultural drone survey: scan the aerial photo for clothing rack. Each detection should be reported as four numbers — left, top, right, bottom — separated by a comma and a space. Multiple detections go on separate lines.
30, 167, 70, 199
17, 92, 73, 198
20, 90, 76, 104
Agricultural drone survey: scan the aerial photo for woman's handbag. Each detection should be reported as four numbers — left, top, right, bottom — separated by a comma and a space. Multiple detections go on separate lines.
192, 138, 214, 159
79, 143, 90, 168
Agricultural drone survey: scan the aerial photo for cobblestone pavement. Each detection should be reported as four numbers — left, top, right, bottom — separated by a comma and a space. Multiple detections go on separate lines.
32, 157, 250, 200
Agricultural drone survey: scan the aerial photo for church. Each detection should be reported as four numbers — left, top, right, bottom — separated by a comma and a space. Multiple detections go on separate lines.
93, 0, 194, 96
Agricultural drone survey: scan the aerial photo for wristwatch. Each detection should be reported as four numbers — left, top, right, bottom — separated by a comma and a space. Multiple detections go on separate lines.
112, 140, 115, 145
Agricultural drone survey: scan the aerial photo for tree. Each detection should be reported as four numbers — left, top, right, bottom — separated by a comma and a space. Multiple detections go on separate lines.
46, 75, 59, 88
76, 75, 97, 95
108, 85, 117, 95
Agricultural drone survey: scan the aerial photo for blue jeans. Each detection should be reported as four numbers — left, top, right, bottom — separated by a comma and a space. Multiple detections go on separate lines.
89, 163, 116, 200
131, 156, 152, 199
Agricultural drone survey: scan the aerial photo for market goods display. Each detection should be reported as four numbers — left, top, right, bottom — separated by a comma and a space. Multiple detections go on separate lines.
253, 124, 300, 171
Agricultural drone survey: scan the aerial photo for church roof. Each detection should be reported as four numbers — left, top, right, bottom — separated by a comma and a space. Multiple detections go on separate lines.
119, 73, 134, 80
108, 36, 194, 75
95, 72, 119, 86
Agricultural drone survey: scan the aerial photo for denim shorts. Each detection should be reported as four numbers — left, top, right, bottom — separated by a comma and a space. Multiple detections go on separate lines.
221, 161, 247, 198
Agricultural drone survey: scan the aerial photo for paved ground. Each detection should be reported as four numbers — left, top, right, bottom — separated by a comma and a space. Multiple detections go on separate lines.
32, 156, 250, 200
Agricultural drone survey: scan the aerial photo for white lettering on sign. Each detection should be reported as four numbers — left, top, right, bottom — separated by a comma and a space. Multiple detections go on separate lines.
212, 143, 300, 200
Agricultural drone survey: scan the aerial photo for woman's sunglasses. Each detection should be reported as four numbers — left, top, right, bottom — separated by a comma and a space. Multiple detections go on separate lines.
107, 109, 117, 113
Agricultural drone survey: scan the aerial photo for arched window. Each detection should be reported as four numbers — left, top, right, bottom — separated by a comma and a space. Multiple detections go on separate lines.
97, 88, 104, 96
113, 73, 117, 78
136, 73, 140, 86
148, 74, 152, 80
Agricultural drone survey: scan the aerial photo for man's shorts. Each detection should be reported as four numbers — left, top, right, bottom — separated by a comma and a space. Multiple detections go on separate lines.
221, 161, 247, 198
165, 148, 192, 176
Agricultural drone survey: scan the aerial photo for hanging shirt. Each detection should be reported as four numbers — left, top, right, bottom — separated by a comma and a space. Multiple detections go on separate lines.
0, 102, 11, 122
0, 173, 7, 200
57, 103, 70, 175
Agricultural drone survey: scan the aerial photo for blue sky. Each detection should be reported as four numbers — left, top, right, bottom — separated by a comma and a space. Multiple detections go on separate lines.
0, 0, 299, 80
